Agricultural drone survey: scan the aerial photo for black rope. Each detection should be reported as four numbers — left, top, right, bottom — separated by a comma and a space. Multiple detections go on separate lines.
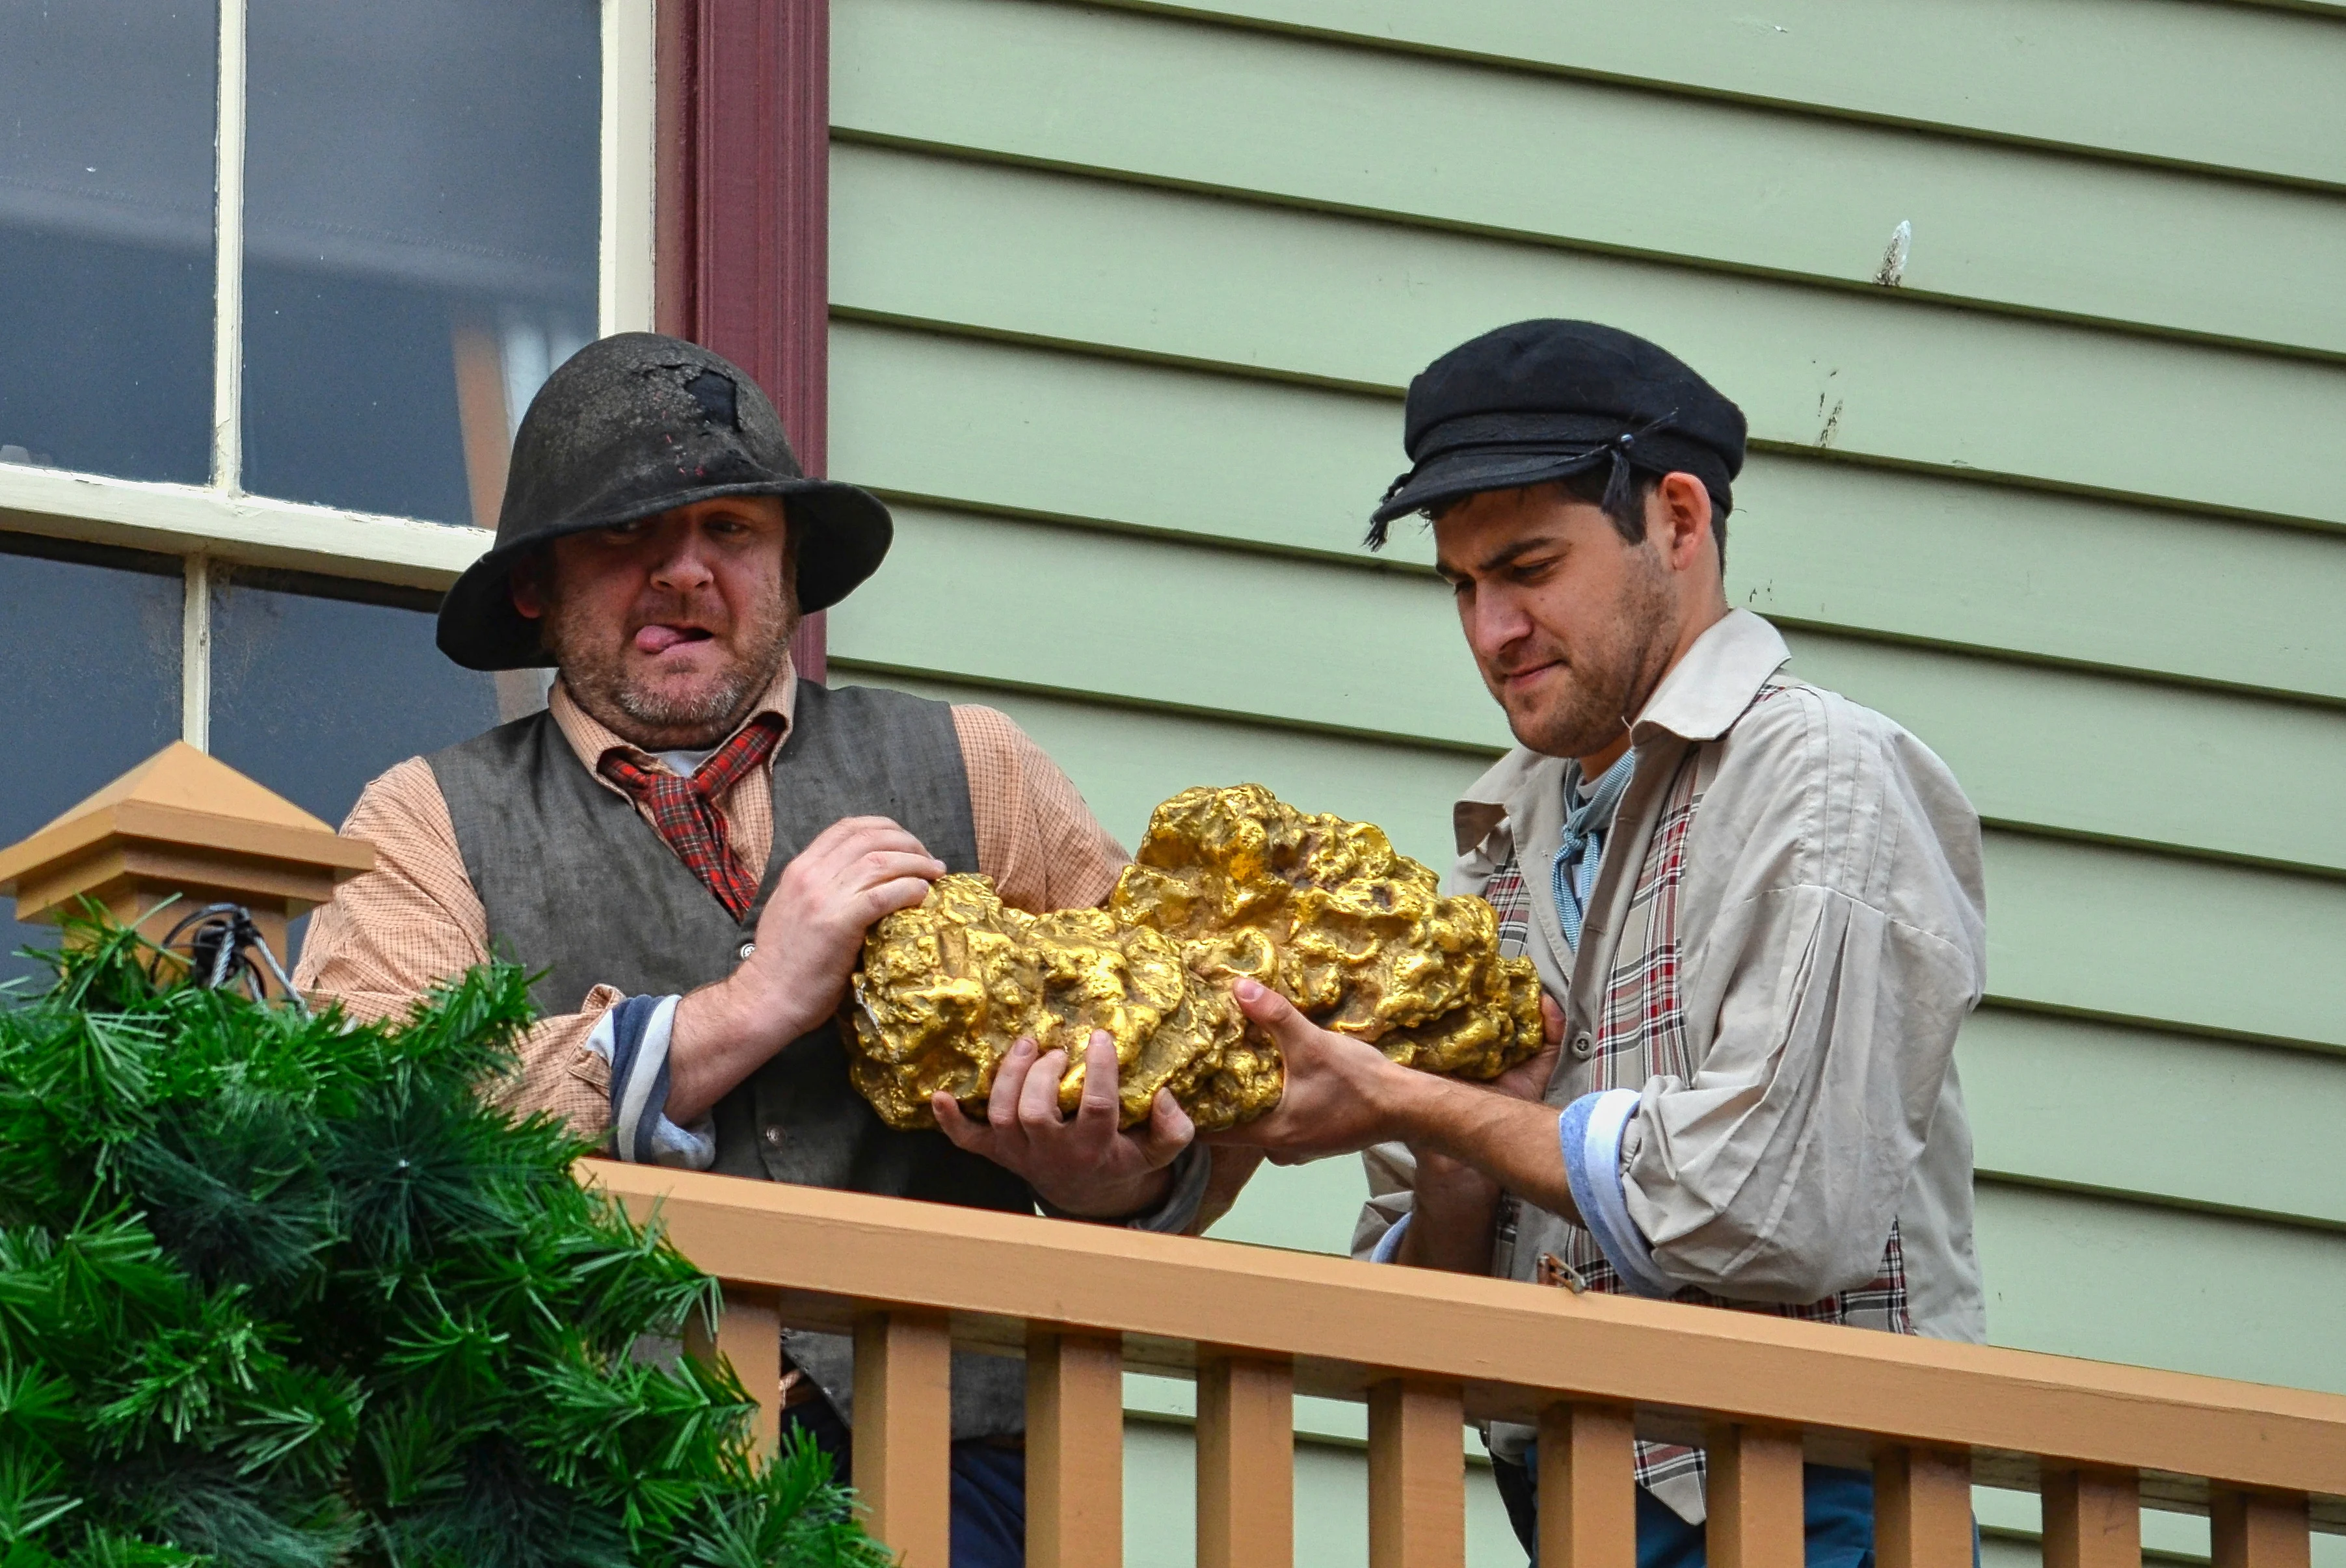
151, 902, 310, 1014
1594, 410, 1681, 528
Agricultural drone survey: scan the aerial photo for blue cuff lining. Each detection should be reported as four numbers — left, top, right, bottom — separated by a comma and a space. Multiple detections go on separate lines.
1557, 1090, 1676, 1297
606, 994, 669, 1164
590, 996, 713, 1168
1369, 1212, 1411, 1264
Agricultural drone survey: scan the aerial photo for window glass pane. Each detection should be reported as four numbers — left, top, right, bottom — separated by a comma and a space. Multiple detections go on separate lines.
0, 537, 184, 988
207, 566, 501, 836
0, 2, 216, 484
241, 0, 600, 524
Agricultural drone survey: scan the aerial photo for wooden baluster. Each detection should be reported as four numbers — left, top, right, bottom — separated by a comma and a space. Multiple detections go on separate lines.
1366, 1378, 1465, 1568
1874, 1446, 1973, 1568
1026, 1327, 1125, 1568
1706, 1424, 1805, 1568
1538, 1402, 1636, 1568
853, 1309, 953, 1568
2041, 1466, 2139, 1568
2212, 1488, 2312, 1568
1196, 1352, 1294, 1568
684, 1284, 784, 1456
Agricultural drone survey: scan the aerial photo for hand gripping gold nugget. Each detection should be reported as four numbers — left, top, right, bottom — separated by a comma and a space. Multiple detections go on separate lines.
847, 784, 1544, 1132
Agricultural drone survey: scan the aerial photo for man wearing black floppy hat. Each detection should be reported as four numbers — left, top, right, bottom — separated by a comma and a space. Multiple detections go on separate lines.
296, 332, 1215, 1565
1210, 321, 1990, 1566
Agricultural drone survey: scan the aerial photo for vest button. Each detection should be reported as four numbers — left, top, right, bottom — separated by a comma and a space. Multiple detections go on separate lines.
1570, 1030, 1595, 1060
737, 940, 756, 961
762, 1124, 786, 1149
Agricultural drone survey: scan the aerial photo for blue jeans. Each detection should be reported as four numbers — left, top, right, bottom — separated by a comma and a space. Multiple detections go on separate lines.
1491, 1453, 1882, 1568
785, 1397, 1027, 1567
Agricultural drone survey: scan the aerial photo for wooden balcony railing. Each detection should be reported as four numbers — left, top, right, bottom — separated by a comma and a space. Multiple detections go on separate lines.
9, 747, 2339, 1568
585, 1160, 2343, 1568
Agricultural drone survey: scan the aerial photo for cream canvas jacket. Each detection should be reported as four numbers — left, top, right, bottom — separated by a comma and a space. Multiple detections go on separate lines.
1355, 608, 1988, 1394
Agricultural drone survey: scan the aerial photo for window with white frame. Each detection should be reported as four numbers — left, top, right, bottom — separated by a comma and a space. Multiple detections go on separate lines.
0, 0, 654, 977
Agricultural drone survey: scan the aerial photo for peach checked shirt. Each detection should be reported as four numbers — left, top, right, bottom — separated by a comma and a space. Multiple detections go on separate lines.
292, 661, 1128, 1139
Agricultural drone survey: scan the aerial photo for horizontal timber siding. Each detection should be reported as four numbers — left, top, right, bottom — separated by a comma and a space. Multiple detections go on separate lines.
840, 495, 2346, 884
1076, 0, 2346, 191
836, 0, 2346, 353
834, 145, 2346, 529
833, 322, 2346, 706
827, 2, 2346, 1560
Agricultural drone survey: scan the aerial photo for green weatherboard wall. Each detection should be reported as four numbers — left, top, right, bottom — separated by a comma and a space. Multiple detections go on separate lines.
821, 2, 2346, 1562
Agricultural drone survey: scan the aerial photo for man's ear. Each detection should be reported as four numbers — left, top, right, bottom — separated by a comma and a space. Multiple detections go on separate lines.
509, 550, 547, 620
1653, 472, 1714, 572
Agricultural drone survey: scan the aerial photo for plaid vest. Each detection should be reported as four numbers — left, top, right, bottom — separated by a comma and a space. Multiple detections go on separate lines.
1479, 688, 1912, 1508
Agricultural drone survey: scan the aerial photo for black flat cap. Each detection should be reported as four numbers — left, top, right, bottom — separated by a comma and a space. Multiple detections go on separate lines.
1368, 319, 1745, 543
437, 332, 894, 671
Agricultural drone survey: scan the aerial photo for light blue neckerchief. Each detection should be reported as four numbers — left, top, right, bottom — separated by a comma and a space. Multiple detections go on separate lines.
1550, 749, 1637, 951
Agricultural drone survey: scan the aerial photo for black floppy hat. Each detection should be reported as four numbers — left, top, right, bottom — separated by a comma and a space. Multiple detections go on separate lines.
1368, 320, 1745, 544
436, 332, 893, 671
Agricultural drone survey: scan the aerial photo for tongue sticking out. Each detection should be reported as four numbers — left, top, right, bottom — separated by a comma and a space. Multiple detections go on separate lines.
633, 624, 708, 655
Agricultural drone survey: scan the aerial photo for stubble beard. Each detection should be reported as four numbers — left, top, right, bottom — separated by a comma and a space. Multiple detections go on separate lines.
543, 576, 797, 749
1506, 548, 1677, 762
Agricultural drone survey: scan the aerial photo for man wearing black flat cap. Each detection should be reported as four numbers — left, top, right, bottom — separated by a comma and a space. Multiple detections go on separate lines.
1211, 321, 1988, 1566
296, 332, 1217, 1566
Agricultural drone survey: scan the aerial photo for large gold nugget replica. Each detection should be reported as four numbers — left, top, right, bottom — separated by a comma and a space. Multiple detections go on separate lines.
849, 875, 1247, 1133
850, 785, 1543, 1132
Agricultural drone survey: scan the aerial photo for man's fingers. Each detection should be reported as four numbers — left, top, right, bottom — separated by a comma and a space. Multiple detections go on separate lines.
933, 1091, 987, 1151
1075, 1031, 1122, 1127
1020, 1048, 1071, 1128
846, 850, 952, 890
1232, 976, 1320, 1048
855, 875, 945, 927
989, 1039, 1037, 1129
1128, 1089, 1195, 1169
1231, 975, 1295, 1024
1541, 993, 1566, 1046
801, 817, 936, 879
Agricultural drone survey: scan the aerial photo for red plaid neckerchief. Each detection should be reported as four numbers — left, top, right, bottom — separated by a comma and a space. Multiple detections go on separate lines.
596, 713, 784, 919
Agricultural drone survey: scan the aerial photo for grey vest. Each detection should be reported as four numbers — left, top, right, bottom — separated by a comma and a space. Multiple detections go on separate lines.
429, 681, 1031, 1438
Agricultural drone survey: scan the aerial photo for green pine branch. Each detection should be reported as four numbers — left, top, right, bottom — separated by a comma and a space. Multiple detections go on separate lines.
0, 922, 896, 1568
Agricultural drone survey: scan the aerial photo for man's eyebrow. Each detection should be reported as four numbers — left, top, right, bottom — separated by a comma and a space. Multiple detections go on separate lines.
1440, 535, 1567, 579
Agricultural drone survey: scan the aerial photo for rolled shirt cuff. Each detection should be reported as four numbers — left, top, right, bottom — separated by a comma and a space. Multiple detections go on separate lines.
589, 994, 716, 1170
1368, 1211, 1412, 1264
1132, 1143, 1214, 1234
1557, 1089, 1675, 1297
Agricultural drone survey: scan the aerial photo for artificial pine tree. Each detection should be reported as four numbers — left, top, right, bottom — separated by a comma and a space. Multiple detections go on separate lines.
0, 916, 892, 1568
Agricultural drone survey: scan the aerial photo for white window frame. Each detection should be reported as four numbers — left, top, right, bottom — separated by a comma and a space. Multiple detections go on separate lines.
0, 0, 656, 750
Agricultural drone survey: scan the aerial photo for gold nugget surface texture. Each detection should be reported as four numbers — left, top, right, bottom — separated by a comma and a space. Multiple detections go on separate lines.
849, 784, 1543, 1132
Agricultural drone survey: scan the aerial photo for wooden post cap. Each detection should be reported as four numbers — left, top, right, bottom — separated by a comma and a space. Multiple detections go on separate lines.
0, 742, 375, 961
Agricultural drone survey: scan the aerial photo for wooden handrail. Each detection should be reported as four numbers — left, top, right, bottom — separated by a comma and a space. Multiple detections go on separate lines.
583, 1159, 2345, 1563
14, 743, 2319, 1568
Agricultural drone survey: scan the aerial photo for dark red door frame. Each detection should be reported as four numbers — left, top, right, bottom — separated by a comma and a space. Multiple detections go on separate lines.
656, 0, 833, 683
